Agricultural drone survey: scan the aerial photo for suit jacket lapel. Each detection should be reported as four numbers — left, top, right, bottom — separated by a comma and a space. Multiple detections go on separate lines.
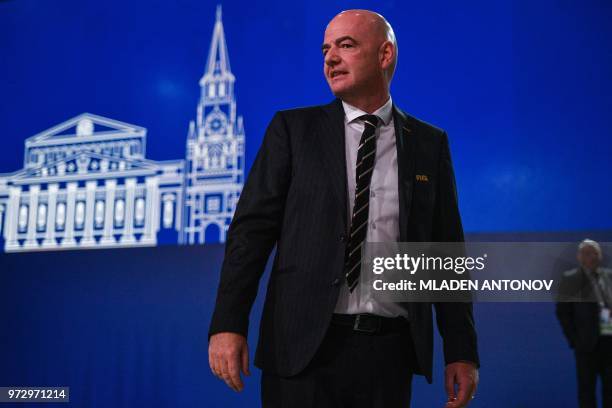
393, 104, 415, 241
314, 100, 416, 236
317, 99, 349, 231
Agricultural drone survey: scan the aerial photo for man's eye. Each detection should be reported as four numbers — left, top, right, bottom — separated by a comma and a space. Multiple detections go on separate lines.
341, 43, 353, 48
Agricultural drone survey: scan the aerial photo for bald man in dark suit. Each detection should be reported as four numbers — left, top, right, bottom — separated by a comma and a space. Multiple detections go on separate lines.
208, 9, 479, 408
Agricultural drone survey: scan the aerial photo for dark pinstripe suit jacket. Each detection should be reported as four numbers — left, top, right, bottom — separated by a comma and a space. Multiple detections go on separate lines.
208, 98, 479, 382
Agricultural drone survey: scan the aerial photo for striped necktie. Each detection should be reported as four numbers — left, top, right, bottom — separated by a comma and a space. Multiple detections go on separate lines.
345, 114, 380, 292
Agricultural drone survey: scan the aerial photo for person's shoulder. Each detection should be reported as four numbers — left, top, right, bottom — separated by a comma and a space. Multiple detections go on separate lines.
394, 105, 447, 141
562, 267, 581, 278
267, 101, 339, 133
275, 101, 332, 120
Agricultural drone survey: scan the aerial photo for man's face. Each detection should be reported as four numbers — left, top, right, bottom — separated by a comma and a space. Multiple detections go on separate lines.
578, 245, 600, 270
322, 13, 383, 99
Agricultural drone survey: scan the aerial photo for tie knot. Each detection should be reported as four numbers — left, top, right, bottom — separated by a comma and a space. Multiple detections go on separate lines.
359, 114, 380, 129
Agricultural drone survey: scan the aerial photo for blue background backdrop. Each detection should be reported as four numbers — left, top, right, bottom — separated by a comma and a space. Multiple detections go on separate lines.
1, 0, 611, 406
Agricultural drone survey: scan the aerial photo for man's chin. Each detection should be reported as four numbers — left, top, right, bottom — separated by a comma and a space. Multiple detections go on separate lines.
329, 85, 352, 99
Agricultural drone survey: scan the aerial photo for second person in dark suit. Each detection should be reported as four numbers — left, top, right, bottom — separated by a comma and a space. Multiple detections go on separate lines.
557, 239, 612, 408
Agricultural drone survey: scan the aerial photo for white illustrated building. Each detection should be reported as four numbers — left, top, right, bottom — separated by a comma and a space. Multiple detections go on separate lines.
0, 6, 244, 253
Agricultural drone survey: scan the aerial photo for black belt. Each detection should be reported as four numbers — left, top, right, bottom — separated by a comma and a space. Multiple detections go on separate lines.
331, 313, 409, 333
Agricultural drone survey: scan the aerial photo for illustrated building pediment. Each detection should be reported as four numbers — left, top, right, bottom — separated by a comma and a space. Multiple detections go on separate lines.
26, 113, 145, 145
22, 113, 148, 170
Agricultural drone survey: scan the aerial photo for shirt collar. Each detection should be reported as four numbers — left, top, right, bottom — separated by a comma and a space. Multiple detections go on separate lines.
342, 96, 393, 126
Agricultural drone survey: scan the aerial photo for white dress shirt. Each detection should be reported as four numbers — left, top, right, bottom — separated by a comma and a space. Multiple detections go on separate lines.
334, 96, 408, 318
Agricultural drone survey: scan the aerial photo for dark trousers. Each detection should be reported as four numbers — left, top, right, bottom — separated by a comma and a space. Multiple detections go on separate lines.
576, 337, 612, 408
261, 317, 418, 408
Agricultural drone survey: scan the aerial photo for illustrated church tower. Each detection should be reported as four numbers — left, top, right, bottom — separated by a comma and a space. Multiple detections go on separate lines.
181, 5, 245, 244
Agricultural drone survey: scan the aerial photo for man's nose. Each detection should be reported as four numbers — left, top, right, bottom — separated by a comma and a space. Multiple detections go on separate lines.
325, 48, 340, 66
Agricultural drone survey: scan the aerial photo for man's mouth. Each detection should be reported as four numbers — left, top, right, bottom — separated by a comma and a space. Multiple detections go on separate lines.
330, 71, 347, 79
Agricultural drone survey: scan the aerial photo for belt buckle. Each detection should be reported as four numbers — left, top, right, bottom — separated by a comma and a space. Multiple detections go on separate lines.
353, 314, 381, 333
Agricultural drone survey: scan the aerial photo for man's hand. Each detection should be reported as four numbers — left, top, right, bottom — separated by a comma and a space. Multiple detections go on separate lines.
444, 361, 479, 407
209, 332, 250, 392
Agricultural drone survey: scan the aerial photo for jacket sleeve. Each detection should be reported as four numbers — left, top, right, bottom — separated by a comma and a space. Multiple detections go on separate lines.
208, 111, 292, 339
432, 132, 480, 367
555, 302, 577, 349
555, 275, 577, 348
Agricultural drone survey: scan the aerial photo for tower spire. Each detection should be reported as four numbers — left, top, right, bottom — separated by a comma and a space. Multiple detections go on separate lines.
202, 4, 233, 78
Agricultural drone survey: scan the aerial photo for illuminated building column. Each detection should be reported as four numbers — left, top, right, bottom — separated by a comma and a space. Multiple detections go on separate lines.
142, 177, 158, 243
62, 182, 78, 247
5, 186, 21, 249
120, 178, 136, 244
0, 204, 4, 240
81, 180, 97, 245
24, 184, 40, 249
42, 183, 59, 248
101, 179, 116, 245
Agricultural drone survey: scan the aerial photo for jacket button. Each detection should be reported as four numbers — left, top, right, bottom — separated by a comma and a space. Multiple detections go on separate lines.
332, 278, 340, 286
339, 234, 346, 242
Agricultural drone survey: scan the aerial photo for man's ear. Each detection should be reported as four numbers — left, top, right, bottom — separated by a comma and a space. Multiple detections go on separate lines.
379, 41, 395, 70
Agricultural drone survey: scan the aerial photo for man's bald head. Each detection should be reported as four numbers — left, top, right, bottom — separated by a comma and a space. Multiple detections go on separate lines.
329, 10, 398, 77
322, 9, 398, 110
